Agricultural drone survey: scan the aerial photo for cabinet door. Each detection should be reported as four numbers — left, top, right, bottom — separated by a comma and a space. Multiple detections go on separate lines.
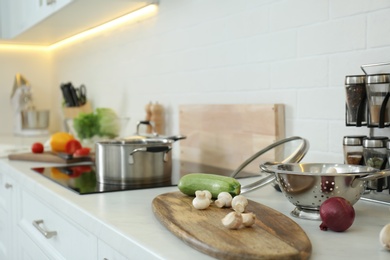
29, 0, 73, 26
18, 227, 50, 260
0, 172, 17, 260
18, 189, 97, 259
0, 0, 73, 38
0, 0, 27, 38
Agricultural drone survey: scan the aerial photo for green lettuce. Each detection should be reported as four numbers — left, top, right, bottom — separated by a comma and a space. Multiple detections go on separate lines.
96, 108, 120, 138
73, 108, 119, 139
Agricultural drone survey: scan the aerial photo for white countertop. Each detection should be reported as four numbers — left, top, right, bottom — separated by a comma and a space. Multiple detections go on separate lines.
1, 141, 390, 259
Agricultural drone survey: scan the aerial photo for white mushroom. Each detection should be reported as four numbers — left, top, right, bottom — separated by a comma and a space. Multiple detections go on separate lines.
192, 190, 211, 210
203, 190, 213, 202
222, 211, 242, 229
242, 212, 256, 227
215, 192, 232, 208
232, 195, 248, 213
379, 223, 390, 250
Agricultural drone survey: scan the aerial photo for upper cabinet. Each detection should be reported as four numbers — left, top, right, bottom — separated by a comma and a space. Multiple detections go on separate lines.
0, 0, 155, 45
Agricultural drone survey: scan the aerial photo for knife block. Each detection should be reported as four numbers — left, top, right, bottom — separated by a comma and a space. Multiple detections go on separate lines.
62, 101, 92, 119
62, 101, 93, 134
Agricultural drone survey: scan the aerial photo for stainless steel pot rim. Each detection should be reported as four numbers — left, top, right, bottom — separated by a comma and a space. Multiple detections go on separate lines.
262, 162, 380, 176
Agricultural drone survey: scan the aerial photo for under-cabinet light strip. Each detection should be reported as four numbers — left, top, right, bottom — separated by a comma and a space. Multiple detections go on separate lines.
0, 4, 158, 51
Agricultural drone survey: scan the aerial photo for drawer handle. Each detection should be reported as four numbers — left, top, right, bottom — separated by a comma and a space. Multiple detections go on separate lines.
4, 183, 12, 189
32, 219, 57, 239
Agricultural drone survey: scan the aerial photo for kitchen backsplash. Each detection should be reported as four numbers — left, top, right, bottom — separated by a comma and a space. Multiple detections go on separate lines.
2, 0, 390, 163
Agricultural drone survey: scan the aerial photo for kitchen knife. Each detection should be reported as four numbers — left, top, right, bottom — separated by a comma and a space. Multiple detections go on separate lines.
60, 83, 75, 107
69, 84, 80, 106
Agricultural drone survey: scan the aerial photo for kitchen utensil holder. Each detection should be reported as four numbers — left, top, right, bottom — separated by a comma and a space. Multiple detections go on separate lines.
62, 100, 92, 119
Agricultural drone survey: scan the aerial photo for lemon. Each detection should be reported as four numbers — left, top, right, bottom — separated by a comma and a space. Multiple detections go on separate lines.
50, 132, 75, 152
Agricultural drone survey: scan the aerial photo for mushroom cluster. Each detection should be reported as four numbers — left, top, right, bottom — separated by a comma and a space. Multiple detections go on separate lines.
191, 190, 256, 229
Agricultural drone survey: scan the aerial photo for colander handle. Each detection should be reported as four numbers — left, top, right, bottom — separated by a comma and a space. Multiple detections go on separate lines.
259, 162, 279, 174
358, 169, 390, 181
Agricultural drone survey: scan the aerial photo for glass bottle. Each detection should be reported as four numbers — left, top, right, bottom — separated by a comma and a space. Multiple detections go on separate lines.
366, 74, 390, 128
345, 75, 367, 126
343, 135, 365, 165
363, 136, 388, 191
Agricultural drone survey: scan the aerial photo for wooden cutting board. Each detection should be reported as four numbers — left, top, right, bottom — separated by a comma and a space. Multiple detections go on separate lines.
152, 192, 311, 260
179, 104, 285, 175
8, 152, 92, 164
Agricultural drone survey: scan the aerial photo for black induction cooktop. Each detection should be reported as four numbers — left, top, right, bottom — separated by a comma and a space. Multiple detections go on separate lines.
31, 160, 260, 195
31, 163, 176, 195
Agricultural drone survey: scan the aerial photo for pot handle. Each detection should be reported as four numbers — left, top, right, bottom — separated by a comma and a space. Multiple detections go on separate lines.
136, 121, 158, 136
130, 146, 171, 155
129, 146, 172, 164
166, 135, 187, 142
357, 169, 390, 181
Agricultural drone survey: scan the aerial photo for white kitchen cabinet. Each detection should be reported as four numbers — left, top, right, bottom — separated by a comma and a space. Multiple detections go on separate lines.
0, 0, 155, 45
18, 189, 98, 259
98, 240, 128, 260
0, 169, 18, 260
18, 227, 51, 260
0, 0, 73, 39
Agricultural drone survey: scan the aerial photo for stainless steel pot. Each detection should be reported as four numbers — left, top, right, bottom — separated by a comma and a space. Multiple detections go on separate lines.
95, 135, 184, 186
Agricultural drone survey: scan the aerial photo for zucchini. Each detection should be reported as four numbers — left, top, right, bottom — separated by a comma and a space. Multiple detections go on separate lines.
178, 173, 241, 199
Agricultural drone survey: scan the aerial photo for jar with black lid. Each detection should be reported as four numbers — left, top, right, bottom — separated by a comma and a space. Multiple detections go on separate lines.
363, 136, 388, 191
343, 135, 365, 165
366, 74, 390, 128
345, 75, 367, 126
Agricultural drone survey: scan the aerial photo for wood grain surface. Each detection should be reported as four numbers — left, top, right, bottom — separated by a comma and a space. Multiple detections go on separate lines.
179, 104, 285, 176
152, 192, 311, 260
8, 152, 92, 164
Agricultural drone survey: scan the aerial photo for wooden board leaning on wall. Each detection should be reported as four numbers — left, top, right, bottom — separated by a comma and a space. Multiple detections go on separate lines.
179, 104, 285, 177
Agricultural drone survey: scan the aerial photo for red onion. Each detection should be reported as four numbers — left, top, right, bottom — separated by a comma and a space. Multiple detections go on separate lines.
319, 197, 355, 232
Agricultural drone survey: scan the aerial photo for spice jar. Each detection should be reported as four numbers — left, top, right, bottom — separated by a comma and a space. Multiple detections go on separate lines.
345, 75, 367, 126
366, 74, 390, 128
363, 136, 388, 191
343, 135, 365, 165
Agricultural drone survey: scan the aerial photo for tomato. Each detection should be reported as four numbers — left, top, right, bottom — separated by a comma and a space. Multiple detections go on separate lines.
65, 139, 82, 154
73, 147, 91, 158
31, 142, 44, 153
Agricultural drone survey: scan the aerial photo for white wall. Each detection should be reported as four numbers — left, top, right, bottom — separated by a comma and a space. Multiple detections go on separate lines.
0, 48, 54, 133
4, 0, 390, 163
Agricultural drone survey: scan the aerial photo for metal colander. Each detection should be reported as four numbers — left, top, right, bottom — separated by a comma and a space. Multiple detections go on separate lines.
261, 163, 390, 220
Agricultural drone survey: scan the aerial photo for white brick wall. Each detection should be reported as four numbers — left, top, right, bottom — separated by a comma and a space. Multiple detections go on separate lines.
5, 0, 387, 163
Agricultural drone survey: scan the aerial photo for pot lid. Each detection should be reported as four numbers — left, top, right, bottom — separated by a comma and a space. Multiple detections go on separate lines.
97, 137, 175, 145
231, 136, 309, 178
230, 136, 309, 194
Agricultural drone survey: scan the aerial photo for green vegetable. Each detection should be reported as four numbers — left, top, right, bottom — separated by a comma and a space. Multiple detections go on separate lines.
73, 112, 100, 139
178, 173, 241, 199
96, 108, 120, 138
73, 108, 120, 139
